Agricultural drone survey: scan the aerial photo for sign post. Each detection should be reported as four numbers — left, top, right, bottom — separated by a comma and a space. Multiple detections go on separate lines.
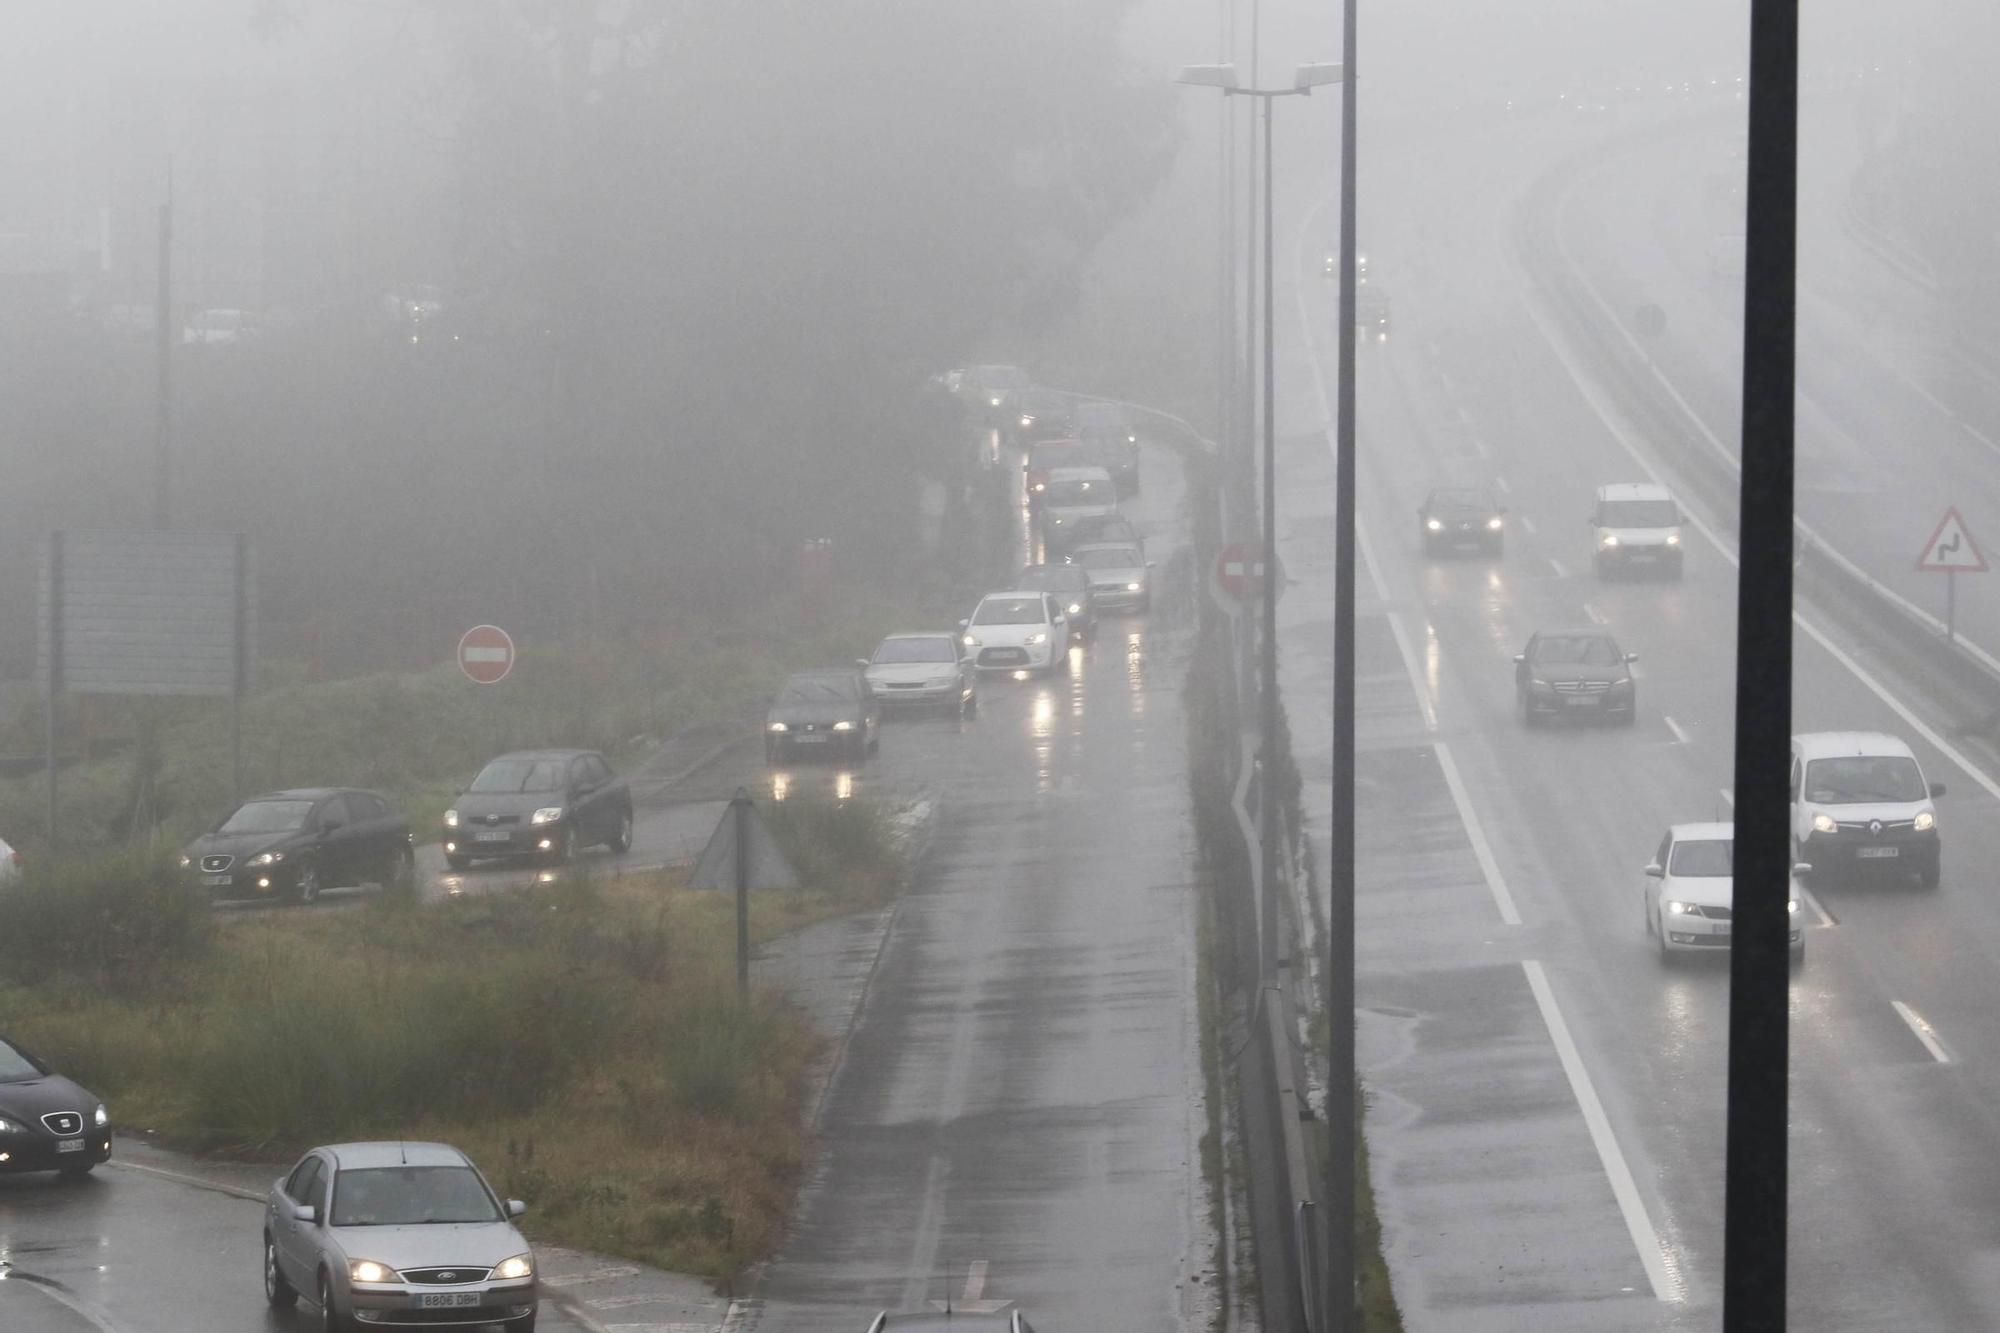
1915, 506, 1988, 644
689, 789, 801, 998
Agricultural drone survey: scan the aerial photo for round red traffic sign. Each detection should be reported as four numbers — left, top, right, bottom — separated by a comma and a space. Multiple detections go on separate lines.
457, 624, 515, 685
1215, 542, 1266, 602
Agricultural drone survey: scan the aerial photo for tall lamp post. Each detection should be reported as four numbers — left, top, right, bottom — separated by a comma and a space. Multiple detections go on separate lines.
1179, 55, 1350, 1331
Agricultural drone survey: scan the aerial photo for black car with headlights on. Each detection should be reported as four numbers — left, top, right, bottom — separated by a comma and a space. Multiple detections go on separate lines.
184, 788, 414, 905
767, 669, 881, 763
0, 1033, 112, 1177
1014, 386, 1076, 445
1418, 485, 1505, 556
443, 750, 633, 871
1012, 563, 1098, 639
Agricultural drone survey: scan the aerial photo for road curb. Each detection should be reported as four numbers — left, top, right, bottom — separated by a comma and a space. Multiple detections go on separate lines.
631, 725, 759, 795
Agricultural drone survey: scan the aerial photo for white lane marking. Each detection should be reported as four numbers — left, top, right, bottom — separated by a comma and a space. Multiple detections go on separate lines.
1521, 267, 2000, 808
964, 1260, 989, 1303
1494, 474, 1512, 495
1549, 556, 1570, 579
0, 1270, 128, 1333
1891, 1000, 1952, 1064
1664, 715, 1691, 745
1583, 601, 1606, 625
1434, 741, 1522, 925
1719, 787, 1732, 806
1519, 513, 1537, 535
1521, 960, 1680, 1302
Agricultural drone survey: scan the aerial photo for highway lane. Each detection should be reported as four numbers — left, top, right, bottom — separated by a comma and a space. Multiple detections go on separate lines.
744, 437, 1216, 1332
1274, 96, 2000, 1328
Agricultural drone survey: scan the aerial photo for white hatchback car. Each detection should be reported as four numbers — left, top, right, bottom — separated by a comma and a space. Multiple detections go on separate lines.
1643, 822, 1804, 963
961, 592, 1069, 677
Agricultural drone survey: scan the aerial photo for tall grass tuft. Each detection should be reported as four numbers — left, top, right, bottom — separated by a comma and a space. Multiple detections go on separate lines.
0, 850, 212, 994
765, 793, 901, 905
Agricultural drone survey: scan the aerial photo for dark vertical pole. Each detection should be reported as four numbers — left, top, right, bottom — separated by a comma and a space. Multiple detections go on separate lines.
232, 533, 247, 804
1240, 0, 1261, 715
1725, 0, 1797, 1328
1259, 93, 1280, 984
1947, 571, 1957, 644
45, 532, 63, 853
1326, 0, 1361, 1326
734, 790, 751, 998
154, 196, 173, 529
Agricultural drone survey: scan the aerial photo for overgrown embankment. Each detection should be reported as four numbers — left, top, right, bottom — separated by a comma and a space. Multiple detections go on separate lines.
0, 794, 901, 1281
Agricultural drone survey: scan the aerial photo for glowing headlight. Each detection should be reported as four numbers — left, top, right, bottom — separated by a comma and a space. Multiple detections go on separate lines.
1666, 533, 1681, 545
493, 1254, 534, 1281
443, 809, 459, 827
0, 1117, 18, 1133
1025, 632, 1049, 646
246, 851, 285, 867
832, 721, 854, 731
1033, 482, 1046, 492
1668, 900, 1692, 915
1426, 518, 1443, 531
989, 395, 1004, 407
1019, 414, 1034, 428
1600, 533, 1620, 547
1812, 813, 1837, 834
768, 722, 790, 732
1067, 602, 1083, 614
350, 1260, 396, 1284
530, 807, 564, 825
1487, 517, 1504, 530
963, 634, 981, 648
1787, 899, 1801, 914
1127, 582, 1143, 592
1914, 811, 1935, 832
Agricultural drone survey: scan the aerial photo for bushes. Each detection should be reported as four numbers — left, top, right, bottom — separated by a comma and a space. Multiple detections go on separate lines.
0, 850, 212, 993
765, 792, 903, 905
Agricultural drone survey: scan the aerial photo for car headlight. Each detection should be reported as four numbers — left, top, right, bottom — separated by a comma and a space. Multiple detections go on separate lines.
0, 1117, 19, 1134
768, 721, 790, 732
1127, 581, 1143, 592
1487, 517, 1504, 530
492, 1254, 534, 1281
1600, 533, 1619, 547
1668, 900, 1692, 915
1019, 414, 1035, 428
1067, 602, 1083, 614
93, 1103, 108, 1127
1033, 482, 1047, 492
530, 807, 564, 825
443, 809, 459, 827
1025, 632, 1048, 646
1666, 533, 1681, 545
1787, 899, 1800, 914
350, 1259, 396, 1284
1811, 813, 1837, 834
831, 720, 854, 731
963, 634, 981, 648
1914, 810, 1935, 832
1425, 517, 1443, 531
246, 851, 285, 867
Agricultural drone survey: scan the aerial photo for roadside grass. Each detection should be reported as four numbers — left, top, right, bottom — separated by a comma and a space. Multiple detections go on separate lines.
1, 801, 907, 1281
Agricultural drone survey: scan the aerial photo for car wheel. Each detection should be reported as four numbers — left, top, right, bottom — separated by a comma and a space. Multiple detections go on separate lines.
293, 860, 322, 906
519, 1313, 537, 1333
390, 846, 416, 890
609, 807, 634, 855
1617, 706, 1638, 727
318, 1271, 350, 1332
444, 853, 471, 872
963, 691, 979, 719
1519, 692, 1538, 727
265, 1235, 298, 1309
1918, 849, 1941, 888
1789, 941, 1806, 971
1656, 913, 1672, 962
57, 1160, 95, 1178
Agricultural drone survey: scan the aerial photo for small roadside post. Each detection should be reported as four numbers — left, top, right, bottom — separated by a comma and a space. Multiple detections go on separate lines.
689, 788, 800, 998
1915, 506, 1987, 644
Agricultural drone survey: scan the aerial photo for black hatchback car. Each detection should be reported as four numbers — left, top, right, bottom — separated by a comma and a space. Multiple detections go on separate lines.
1419, 485, 1506, 556
767, 669, 881, 763
184, 788, 413, 904
1515, 628, 1639, 726
443, 750, 634, 870
0, 1032, 113, 1177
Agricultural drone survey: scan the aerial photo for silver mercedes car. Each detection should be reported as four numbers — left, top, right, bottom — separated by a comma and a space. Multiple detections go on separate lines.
263, 1141, 538, 1331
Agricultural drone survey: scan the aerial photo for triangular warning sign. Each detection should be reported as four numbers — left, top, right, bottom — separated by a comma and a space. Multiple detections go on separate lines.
690, 790, 801, 890
1915, 505, 1988, 573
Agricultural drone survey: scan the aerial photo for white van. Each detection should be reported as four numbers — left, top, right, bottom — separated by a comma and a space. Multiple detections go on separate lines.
1790, 731, 1944, 886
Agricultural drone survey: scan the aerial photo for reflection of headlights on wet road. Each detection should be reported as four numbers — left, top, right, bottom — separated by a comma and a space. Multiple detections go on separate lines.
1487, 517, 1504, 531
835, 772, 855, 802
771, 772, 791, 801
1127, 582, 1143, 592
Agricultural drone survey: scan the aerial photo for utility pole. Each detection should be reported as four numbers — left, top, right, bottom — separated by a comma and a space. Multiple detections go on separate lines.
155, 188, 173, 528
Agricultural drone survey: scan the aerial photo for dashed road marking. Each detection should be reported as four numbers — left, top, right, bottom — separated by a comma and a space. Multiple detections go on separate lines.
1521, 961, 1679, 1302
1663, 715, 1691, 745
1583, 602, 1606, 625
1519, 514, 1537, 535
1549, 556, 1570, 578
1892, 1000, 1952, 1063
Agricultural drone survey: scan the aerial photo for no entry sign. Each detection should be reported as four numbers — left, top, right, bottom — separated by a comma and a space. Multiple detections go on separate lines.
457, 624, 515, 684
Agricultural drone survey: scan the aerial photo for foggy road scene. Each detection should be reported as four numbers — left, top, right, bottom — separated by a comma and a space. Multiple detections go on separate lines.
4, 1, 1999, 1331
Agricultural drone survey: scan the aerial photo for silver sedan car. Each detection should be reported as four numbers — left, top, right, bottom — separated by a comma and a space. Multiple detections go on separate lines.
264, 1141, 538, 1331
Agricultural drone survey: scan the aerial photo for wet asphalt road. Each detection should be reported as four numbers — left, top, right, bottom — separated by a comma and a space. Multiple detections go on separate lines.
1270, 85, 2000, 1329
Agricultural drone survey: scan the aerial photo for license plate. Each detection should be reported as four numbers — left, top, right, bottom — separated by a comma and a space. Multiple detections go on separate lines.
417, 1293, 481, 1309
1856, 846, 1899, 859
1712, 923, 1731, 937
55, 1138, 84, 1153
1629, 553, 1656, 562
203, 874, 232, 887
474, 830, 512, 843
1565, 696, 1597, 707
794, 734, 828, 744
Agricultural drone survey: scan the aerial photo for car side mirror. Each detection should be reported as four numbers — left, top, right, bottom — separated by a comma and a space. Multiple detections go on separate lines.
1644, 863, 1664, 878
507, 1199, 527, 1218
1512, 653, 1526, 664
1625, 652, 1640, 663
1146, 559, 1156, 568
856, 659, 870, 672
1930, 781, 1947, 798
957, 618, 970, 630
293, 1203, 318, 1224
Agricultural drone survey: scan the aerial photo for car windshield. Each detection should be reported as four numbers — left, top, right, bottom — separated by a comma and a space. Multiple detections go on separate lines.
1532, 635, 1623, 666
217, 800, 316, 835
973, 597, 1045, 625
1016, 567, 1086, 592
469, 759, 567, 793
0, 1037, 43, 1082
873, 638, 957, 665
1804, 756, 1928, 804
330, 1165, 502, 1227
1430, 489, 1490, 510
779, 675, 860, 703
1045, 478, 1106, 504
1599, 499, 1678, 527
1076, 546, 1142, 570
1669, 839, 1733, 877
